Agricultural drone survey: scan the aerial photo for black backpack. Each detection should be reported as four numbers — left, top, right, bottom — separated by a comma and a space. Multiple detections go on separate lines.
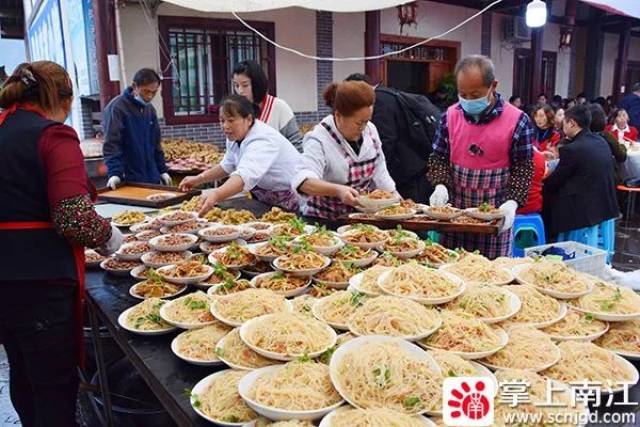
376, 87, 440, 159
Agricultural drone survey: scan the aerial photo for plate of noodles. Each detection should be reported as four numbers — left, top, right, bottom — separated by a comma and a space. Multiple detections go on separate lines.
209, 242, 257, 270
250, 272, 311, 298
273, 251, 331, 277
478, 326, 561, 372
375, 205, 417, 221
313, 262, 361, 289
159, 291, 217, 329
348, 295, 442, 341
206, 279, 253, 299
500, 285, 567, 329
170, 322, 232, 366
338, 225, 387, 250
311, 291, 367, 330
356, 189, 401, 210
240, 312, 337, 361
378, 264, 465, 304
214, 329, 279, 371
541, 341, 640, 394
156, 260, 214, 285
329, 336, 442, 415
347, 266, 391, 297
594, 319, 640, 360
190, 369, 259, 426
117, 298, 176, 335
210, 289, 292, 327
444, 285, 521, 324
440, 253, 514, 287
238, 361, 344, 421
419, 311, 508, 360
541, 310, 610, 342
568, 281, 640, 322
512, 260, 594, 299
413, 242, 459, 268
319, 407, 436, 427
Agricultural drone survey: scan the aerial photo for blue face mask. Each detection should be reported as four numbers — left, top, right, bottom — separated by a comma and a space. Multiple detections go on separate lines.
458, 90, 492, 116
134, 95, 149, 106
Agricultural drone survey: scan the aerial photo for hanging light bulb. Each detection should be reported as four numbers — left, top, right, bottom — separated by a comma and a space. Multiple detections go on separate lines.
526, 0, 547, 28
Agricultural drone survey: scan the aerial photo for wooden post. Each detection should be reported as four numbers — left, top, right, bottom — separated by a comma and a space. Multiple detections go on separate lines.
92, 0, 120, 109
481, 12, 492, 57
529, 27, 543, 104
612, 17, 632, 104
365, 10, 381, 84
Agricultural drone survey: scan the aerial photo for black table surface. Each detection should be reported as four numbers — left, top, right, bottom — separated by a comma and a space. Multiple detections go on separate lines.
85, 198, 640, 427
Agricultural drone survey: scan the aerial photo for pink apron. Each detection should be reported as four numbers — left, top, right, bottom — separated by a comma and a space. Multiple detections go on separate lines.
442, 102, 522, 259
305, 122, 381, 221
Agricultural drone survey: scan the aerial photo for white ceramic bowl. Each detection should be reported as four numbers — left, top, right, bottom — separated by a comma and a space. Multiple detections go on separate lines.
246, 242, 283, 263
112, 215, 149, 228
273, 254, 331, 277
608, 348, 640, 361
347, 305, 443, 342
100, 258, 141, 277
208, 246, 256, 270
512, 264, 595, 300
338, 232, 385, 251
567, 303, 640, 322
542, 320, 609, 342
420, 327, 509, 360
334, 249, 379, 268
209, 297, 293, 328
199, 225, 243, 243
356, 194, 401, 210
245, 222, 274, 233
149, 233, 198, 252
145, 192, 177, 202
140, 251, 192, 268
313, 277, 351, 290
478, 342, 561, 373
237, 365, 344, 421
128, 281, 188, 300
423, 206, 462, 221
459, 288, 522, 324
311, 296, 353, 331
319, 407, 436, 427
170, 331, 225, 366
117, 305, 177, 335
156, 211, 199, 226
329, 336, 441, 414
156, 264, 214, 285
159, 220, 207, 236
348, 269, 390, 297
375, 207, 417, 221
250, 272, 311, 298
84, 250, 105, 268
114, 242, 150, 261
377, 268, 466, 305
159, 296, 217, 330
294, 234, 344, 256
130, 265, 150, 280
191, 370, 257, 426
464, 207, 504, 221
440, 264, 515, 287
134, 230, 163, 242
129, 220, 161, 233
239, 314, 337, 361
384, 239, 426, 259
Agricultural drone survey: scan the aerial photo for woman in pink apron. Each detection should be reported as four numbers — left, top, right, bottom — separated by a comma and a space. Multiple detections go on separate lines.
292, 81, 397, 221
180, 95, 301, 215
428, 55, 534, 259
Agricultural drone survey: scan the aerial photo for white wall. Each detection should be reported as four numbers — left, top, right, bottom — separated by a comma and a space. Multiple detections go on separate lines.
332, 12, 365, 81
0, 38, 27, 75
118, 3, 318, 117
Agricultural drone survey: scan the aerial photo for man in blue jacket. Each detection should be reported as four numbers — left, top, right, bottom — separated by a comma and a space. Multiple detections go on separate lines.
103, 68, 171, 189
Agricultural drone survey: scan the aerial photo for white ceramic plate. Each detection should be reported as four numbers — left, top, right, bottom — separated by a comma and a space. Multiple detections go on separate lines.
140, 251, 192, 268
567, 303, 640, 322
193, 270, 242, 290
607, 348, 640, 361
512, 264, 595, 300
129, 220, 161, 233
523, 303, 569, 329
156, 264, 214, 285
440, 264, 515, 287
111, 215, 149, 228
377, 268, 466, 305
170, 332, 224, 366
384, 229, 419, 240
191, 370, 257, 426
334, 250, 378, 268
208, 246, 256, 270
356, 194, 401, 210
237, 365, 344, 421
156, 211, 199, 226
246, 242, 283, 263
149, 233, 198, 252
159, 220, 207, 236
209, 298, 293, 328
384, 239, 426, 259
145, 192, 177, 202
338, 232, 385, 250
329, 336, 441, 414
250, 272, 311, 298
239, 314, 337, 361
478, 343, 562, 373
199, 225, 242, 243
420, 327, 509, 360
117, 305, 177, 335
464, 288, 522, 324
543, 321, 610, 342
273, 255, 331, 277
128, 281, 188, 300
84, 250, 105, 268
294, 234, 344, 256
245, 222, 274, 233
130, 265, 150, 280
311, 296, 353, 331
319, 407, 436, 427
423, 206, 462, 221
464, 207, 504, 221
100, 258, 141, 277
313, 277, 350, 290
347, 307, 443, 342
134, 230, 163, 241
375, 208, 417, 221
159, 296, 217, 330
347, 269, 390, 297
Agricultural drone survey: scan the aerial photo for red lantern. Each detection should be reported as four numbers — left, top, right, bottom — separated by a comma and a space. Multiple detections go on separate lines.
398, 2, 418, 34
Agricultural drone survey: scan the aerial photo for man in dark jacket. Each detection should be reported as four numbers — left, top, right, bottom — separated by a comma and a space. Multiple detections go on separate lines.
345, 73, 438, 203
103, 68, 170, 189
542, 105, 619, 239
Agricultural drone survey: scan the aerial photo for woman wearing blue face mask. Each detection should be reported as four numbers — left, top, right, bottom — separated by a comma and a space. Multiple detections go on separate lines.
426, 55, 535, 259
102, 68, 171, 189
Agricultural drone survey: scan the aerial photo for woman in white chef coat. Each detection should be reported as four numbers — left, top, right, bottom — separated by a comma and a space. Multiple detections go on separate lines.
179, 95, 301, 215
292, 81, 396, 220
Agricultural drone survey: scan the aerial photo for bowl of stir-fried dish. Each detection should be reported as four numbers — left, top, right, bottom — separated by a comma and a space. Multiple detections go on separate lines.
273, 250, 331, 277
464, 203, 504, 221
314, 262, 361, 289
157, 259, 214, 285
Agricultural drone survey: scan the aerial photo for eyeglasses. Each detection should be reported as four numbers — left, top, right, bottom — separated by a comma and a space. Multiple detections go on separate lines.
468, 143, 484, 156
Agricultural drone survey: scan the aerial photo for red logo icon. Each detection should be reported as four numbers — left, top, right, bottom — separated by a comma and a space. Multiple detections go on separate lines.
443, 377, 494, 426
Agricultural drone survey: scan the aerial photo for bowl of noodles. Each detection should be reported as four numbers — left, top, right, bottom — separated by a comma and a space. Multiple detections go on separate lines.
568, 281, 640, 322
170, 322, 231, 366
156, 260, 214, 285
443, 285, 521, 324
348, 295, 442, 341
413, 242, 459, 268
440, 253, 514, 287
206, 279, 253, 299
419, 311, 508, 360
499, 285, 567, 329
311, 291, 367, 330
347, 266, 392, 297
356, 189, 401, 210
210, 289, 292, 327
238, 361, 344, 421
240, 312, 337, 361
377, 264, 465, 304
190, 369, 258, 426
273, 251, 331, 277
513, 260, 594, 299
117, 298, 177, 335
159, 291, 217, 329
250, 272, 311, 298
329, 336, 442, 415
594, 319, 640, 360
319, 407, 436, 427
479, 326, 561, 372
214, 328, 279, 371
541, 310, 609, 342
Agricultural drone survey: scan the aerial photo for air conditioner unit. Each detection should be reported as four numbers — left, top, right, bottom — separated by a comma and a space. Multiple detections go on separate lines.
502, 16, 531, 42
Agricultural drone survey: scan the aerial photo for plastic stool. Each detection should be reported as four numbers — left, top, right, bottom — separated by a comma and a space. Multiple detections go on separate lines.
512, 214, 546, 257
557, 225, 599, 248
597, 219, 615, 263
427, 231, 440, 243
